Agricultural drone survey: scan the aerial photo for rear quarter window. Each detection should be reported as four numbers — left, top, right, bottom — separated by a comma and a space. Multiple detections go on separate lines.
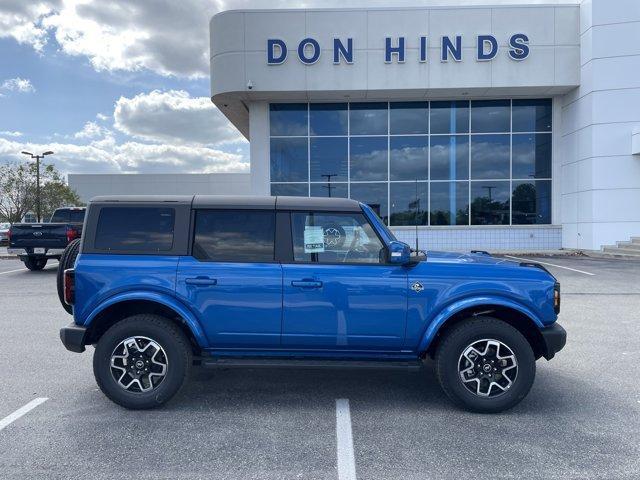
94, 207, 175, 252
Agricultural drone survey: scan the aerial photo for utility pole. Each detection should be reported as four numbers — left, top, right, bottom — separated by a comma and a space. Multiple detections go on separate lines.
320, 173, 338, 198
482, 185, 496, 203
21, 150, 54, 222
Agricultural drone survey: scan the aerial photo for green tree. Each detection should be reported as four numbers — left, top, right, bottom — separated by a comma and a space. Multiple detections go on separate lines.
0, 161, 83, 223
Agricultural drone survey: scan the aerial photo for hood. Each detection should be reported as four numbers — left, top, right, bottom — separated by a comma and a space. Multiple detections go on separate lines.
424, 250, 519, 267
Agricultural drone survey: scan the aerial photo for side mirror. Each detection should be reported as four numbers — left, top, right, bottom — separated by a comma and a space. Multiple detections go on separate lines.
387, 241, 411, 265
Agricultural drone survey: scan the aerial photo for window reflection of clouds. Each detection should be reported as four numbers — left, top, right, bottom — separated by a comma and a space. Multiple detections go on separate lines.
430, 135, 469, 181
350, 137, 388, 181
471, 135, 510, 179
269, 99, 552, 226
390, 136, 428, 181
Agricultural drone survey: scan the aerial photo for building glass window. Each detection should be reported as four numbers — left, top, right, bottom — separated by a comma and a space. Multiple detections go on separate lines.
430, 182, 469, 226
512, 99, 552, 132
390, 182, 428, 226
471, 134, 510, 180
512, 180, 551, 224
269, 99, 553, 227
310, 103, 348, 136
350, 136, 388, 181
310, 183, 348, 198
390, 136, 428, 181
350, 102, 388, 135
470, 181, 511, 225
471, 100, 511, 133
512, 133, 552, 179
390, 102, 428, 135
310, 137, 348, 182
270, 137, 308, 182
430, 135, 469, 181
350, 182, 388, 224
270, 183, 308, 197
430, 101, 469, 134
270, 103, 307, 136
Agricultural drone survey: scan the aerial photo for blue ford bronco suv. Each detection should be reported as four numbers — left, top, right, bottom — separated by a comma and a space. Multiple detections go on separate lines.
59, 195, 565, 412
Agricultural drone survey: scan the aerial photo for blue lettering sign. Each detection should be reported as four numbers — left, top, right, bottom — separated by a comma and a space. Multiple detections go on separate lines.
441, 36, 462, 62
267, 39, 287, 65
385, 37, 405, 63
334, 38, 353, 64
420, 36, 428, 62
509, 33, 530, 60
477, 35, 498, 61
298, 38, 321, 64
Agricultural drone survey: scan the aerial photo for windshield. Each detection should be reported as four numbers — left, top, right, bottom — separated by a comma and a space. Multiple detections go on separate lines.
0, 223, 10, 229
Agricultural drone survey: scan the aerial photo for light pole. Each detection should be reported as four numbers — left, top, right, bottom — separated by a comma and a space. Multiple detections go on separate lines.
21, 150, 54, 222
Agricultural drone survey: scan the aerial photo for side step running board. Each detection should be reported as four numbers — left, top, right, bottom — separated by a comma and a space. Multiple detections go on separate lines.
199, 358, 423, 371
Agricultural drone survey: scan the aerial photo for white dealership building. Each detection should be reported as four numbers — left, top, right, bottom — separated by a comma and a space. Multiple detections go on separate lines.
70, 0, 640, 252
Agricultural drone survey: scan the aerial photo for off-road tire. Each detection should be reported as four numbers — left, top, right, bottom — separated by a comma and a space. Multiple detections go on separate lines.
93, 314, 192, 410
435, 316, 536, 413
57, 239, 81, 314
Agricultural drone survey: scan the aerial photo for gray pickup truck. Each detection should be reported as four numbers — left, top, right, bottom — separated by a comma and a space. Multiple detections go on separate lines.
8, 207, 85, 270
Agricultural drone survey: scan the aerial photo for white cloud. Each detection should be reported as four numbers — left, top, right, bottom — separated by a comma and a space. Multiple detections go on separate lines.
1, 77, 36, 93
0, 136, 248, 176
0, 1, 60, 51
74, 120, 107, 139
114, 89, 243, 146
0, 130, 23, 137
1, 0, 554, 78
95, 112, 109, 121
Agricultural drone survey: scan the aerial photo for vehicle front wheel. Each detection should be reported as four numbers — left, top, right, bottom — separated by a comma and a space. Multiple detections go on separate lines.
93, 314, 192, 409
24, 256, 47, 271
435, 316, 535, 413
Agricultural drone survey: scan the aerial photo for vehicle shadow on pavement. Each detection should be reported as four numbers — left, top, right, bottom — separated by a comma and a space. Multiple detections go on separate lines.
151, 361, 586, 416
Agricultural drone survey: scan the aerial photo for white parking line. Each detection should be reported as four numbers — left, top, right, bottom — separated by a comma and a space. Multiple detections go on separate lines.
0, 262, 58, 275
504, 255, 595, 276
0, 398, 48, 431
336, 399, 357, 480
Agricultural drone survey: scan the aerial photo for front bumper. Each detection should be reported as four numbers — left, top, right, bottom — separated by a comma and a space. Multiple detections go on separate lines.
8, 248, 64, 257
60, 323, 89, 353
540, 323, 567, 360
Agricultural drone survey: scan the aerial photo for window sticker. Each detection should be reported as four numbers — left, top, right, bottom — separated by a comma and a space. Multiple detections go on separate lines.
304, 226, 325, 253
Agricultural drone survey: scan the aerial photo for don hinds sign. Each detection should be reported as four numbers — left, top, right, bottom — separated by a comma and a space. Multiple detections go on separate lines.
267, 34, 530, 65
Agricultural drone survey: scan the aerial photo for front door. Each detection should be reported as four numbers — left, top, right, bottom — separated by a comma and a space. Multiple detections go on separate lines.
175, 209, 282, 348
282, 211, 408, 351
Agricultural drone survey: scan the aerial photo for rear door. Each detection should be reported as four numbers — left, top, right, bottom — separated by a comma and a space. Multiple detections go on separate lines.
175, 209, 282, 348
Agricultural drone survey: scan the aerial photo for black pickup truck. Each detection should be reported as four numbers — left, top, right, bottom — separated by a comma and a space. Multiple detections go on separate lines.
8, 207, 85, 270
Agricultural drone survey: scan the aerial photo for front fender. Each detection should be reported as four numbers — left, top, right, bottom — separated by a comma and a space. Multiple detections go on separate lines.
84, 290, 209, 348
417, 295, 544, 354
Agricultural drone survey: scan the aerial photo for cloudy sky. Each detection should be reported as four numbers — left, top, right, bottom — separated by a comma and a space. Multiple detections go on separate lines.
0, 0, 555, 176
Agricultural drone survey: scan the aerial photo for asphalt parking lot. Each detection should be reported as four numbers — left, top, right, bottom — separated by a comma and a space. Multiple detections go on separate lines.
0, 255, 639, 479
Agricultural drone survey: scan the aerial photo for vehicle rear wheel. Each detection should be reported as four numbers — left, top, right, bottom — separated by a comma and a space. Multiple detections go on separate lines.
435, 316, 535, 413
57, 239, 81, 314
93, 314, 192, 409
24, 256, 47, 271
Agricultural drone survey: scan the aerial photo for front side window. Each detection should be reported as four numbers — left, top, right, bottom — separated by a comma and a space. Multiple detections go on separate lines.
291, 212, 384, 264
192, 210, 275, 262
95, 207, 175, 252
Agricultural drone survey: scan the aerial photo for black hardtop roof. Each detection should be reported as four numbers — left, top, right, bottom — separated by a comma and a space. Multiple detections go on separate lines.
90, 195, 362, 212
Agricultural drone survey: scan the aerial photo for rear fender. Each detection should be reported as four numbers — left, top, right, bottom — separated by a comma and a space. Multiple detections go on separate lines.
417, 295, 543, 354
84, 290, 209, 348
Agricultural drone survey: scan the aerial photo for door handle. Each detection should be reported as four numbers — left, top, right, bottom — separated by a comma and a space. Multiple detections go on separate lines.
291, 280, 323, 289
185, 276, 217, 286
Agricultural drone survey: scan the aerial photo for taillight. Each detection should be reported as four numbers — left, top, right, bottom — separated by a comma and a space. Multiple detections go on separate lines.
7, 227, 11, 244
66, 226, 78, 243
554, 282, 561, 314
63, 268, 75, 306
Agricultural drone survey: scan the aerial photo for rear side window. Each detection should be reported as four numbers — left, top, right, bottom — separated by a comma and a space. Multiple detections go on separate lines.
95, 207, 175, 252
192, 210, 275, 262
